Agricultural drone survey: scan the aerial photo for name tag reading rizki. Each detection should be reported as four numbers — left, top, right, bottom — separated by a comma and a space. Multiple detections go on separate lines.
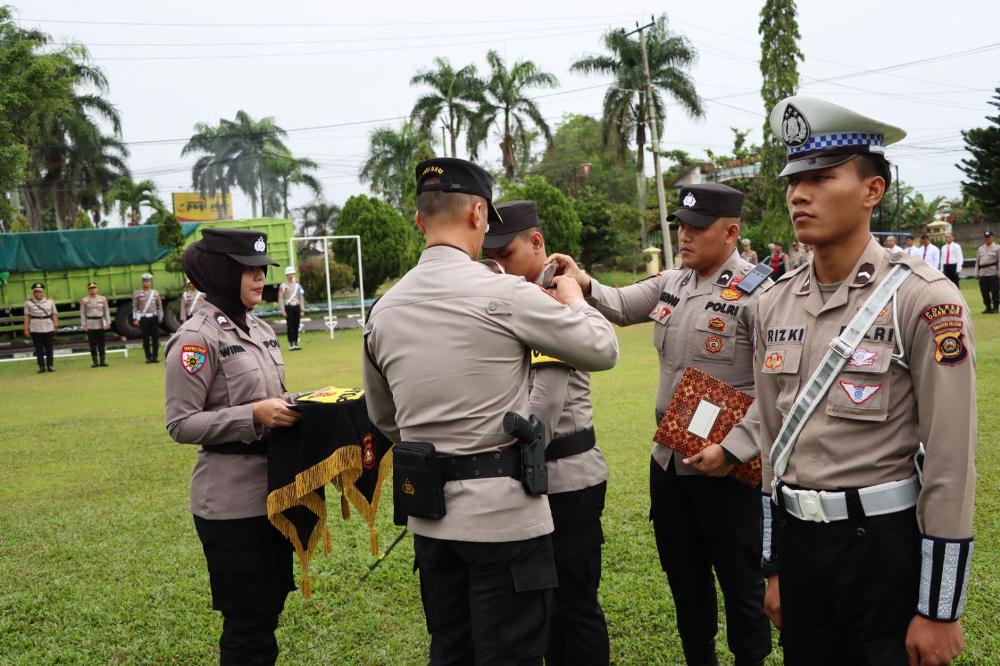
687, 400, 721, 439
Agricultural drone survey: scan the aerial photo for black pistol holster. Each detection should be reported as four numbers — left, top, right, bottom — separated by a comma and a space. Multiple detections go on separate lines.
392, 441, 446, 525
503, 411, 548, 496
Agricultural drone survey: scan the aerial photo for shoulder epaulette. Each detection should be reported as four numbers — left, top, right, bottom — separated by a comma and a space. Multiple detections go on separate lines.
890, 252, 947, 283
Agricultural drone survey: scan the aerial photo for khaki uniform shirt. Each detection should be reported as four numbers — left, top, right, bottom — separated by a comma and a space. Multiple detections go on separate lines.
741, 250, 758, 265
80, 295, 110, 329
975, 243, 1000, 277
133, 288, 163, 319
362, 245, 619, 543
755, 238, 976, 542
164, 309, 287, 520
25, 298, 57, 333
179, 290, 205, 322
528, 360, 609, 495
587, 249, 768, 474
278, 281, 303, 309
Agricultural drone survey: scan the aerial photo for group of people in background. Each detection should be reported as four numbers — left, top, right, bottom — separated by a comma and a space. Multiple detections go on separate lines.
738, 239, 811, 280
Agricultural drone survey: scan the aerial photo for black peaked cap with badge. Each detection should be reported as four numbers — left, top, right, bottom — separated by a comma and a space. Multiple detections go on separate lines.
483, 200, 539, 250
196, 228, 278, 267
667, 183, 745, 228
415, 157, 503, 224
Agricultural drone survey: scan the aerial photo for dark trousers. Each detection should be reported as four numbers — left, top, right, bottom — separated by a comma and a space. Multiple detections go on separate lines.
86, 328, 106, 363
942, 263, 960, 288
139, 316, 159, 361
413, 533, 558, 666
31, 331, 54, 370
546, 482, 609, 666
979, 276, 999, 311
649, 459, 770, 666
775, 506, 920, 666
193, 515, 295, 666
285, 304, 301, 345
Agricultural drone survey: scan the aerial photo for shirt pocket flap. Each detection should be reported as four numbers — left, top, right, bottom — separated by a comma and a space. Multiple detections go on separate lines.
761, 345, 801, 374
695, 311, 737, 338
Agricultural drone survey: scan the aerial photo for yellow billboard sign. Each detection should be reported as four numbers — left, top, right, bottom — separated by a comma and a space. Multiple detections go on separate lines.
172, 192, 234, 222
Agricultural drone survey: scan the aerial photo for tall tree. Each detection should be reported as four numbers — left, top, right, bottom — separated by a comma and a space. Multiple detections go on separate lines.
758, 0, 803, 242
262, 149, 322, 218
105, 178, 161, 226
572, 16, 703, 246
466, 51, 558, 180
959, 86, 1000, 220
298, 201, 340, 238
359, 122, 431, 211
410, 58, 480, 158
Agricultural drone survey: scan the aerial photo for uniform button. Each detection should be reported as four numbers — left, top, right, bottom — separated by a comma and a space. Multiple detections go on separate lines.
497, 468, 503, 474
487, 302, 497, 313
856, 527, 867, 537
494, 452, 501, 459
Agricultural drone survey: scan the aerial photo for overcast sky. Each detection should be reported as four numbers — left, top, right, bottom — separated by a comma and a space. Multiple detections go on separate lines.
15, 0, 1000, 223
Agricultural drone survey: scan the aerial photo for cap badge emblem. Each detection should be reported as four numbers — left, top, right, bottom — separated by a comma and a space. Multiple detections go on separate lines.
782, 103, 810, 147
217, 315, 228, 325
683, 192, 697, 208
254, 236, 266, 253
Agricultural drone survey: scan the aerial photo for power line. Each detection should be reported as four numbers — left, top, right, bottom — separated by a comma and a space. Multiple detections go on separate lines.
20, 14, 639, 28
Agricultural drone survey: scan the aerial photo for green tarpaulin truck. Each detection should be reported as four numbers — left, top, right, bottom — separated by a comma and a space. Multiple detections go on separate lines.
0, 218, 294, 339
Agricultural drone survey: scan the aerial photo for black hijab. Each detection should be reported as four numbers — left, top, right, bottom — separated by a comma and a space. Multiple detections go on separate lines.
181, 244, 257, 333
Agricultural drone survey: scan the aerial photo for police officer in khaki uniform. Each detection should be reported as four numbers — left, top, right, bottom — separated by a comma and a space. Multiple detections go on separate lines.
975, 230, 999, 313
132, 273, 164, 363
549, 183, 772, 666
362, 158, 619, 665
80, 281, 111, 367
756, 96, 976, 665
278, 267, 305, 350
483, 200, 611, 666
165, 229, 301, 666
740, 239, 758, 265
179, 279, 206, 323
23, 282, 58, 373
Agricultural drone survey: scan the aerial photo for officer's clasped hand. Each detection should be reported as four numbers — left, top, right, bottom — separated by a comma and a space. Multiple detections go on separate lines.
252, 398, 302, 428
545, 253, 591, 295
547, 275, 584, 306
683, 444, 735, 477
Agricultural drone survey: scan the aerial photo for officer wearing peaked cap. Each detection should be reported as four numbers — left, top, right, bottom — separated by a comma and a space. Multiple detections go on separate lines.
132, 272, 164, 363
549, 182, 773, 666
754, 96, 975, 665
362, 157, 619, 664
80, 281, 111, 367
23, 281, 58, 373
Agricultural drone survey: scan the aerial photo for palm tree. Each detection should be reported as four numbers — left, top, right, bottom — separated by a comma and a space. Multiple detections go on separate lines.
105, 178, 162, 226
466, 51, 558, 181
359, 122, 430, 210
182, 111, 289, 218
410, 58, 481, 158
262, 149, 323, 218
298, 201, 340, 237
572, 15, 703, 245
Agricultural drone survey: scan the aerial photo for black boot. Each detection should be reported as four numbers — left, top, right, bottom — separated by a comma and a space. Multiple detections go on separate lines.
37, 366, 46, 374
91, 355, 99, 368
99, 355, 108, 367
47, 366, 55, 372
682, 640, 720, 666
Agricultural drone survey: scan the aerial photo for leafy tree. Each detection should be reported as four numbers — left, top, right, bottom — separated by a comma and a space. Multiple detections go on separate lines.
500, 175, 581, 257
573, 190, 637, 269
572, 15, 703, 247
410, 57, 480, 158
359, 122, 432, 211
334, 195, 414, 292
532, 114, 635, 205
758, 0, 803, 245
73, 209, 93, 229
105, 178, 161, 226
466, 51, 558, 180
149, 203, 185, 272
298, 256, 355, 301
262, 149, 322, 218
959, 86, 1000, 220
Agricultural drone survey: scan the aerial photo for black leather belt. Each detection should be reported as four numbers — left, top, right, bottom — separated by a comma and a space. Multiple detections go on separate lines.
439, 446, 521, 482
545, 427, 596, 461
206, 439, 268, 456
30, 315, 50, 319
86, 316, 105, 320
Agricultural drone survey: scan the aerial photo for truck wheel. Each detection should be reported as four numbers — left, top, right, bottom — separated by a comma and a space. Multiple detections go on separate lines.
115, 303, 141, 338
162, 304, 180, 333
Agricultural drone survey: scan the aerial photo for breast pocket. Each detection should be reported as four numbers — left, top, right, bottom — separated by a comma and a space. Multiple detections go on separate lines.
267, 347, 287, 391
826, 342, 894, 422
221, 355, 266, 405
760, 345, 802, 416
691, 312, 737, 362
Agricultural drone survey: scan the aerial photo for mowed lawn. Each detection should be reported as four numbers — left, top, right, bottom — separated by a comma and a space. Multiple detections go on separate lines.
1, 280, 998, 665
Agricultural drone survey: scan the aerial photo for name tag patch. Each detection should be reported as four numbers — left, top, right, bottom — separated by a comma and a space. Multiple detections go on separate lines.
219, 344, 246, 358
766, 327, 805, 344
705, 301, 741, 316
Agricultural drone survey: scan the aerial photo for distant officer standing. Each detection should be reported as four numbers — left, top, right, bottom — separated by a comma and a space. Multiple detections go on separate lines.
740, 239, 758, 264
483, 200, 611, 666
179, 279, 206, 323
132, 273, 163, 363
975, 230, 999, 313
550, 182, 773, 666
165, 229, 301, 666
362, 158, 619, 665
939, 232, 963, 288
80, 281, 111, 367
278, 267, 305, 351
757, 96, 975, 665
23, 282, 58, 373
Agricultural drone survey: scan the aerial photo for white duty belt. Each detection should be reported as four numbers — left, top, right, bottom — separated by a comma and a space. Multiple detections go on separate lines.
780, 476, 920, 523
769, 263, 912, 480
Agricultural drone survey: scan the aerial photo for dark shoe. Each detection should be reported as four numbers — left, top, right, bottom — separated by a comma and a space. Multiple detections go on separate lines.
99, 361, 109, 367
37, 367, 46, 374
983, 309, 991, 314
92, 362, 99, 368
145, 359, 153, 364
47, 366, 55, 372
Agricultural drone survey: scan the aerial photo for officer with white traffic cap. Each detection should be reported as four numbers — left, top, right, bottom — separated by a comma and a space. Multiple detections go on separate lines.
278, 266, 305, 350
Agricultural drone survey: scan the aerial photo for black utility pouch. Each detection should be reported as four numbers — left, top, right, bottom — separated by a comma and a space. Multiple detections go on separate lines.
392, 441, 446, 524
520, 437, 548, 495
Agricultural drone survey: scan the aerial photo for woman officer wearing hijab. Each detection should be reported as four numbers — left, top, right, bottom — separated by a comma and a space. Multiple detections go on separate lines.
164, 228, 302, 666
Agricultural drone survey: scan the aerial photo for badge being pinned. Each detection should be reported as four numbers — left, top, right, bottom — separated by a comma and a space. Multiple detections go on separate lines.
840, 381, 881, 404
181, 344, 208, 375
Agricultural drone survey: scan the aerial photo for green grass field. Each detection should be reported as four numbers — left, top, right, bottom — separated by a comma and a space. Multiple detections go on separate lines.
1, 281, 998, 665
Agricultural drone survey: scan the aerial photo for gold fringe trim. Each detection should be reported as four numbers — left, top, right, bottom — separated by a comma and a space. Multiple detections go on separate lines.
334, 448, 393, 555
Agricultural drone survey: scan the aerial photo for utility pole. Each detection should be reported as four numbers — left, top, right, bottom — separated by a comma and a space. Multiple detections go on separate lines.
441, 124, 448, 157
626, 18, 674, 269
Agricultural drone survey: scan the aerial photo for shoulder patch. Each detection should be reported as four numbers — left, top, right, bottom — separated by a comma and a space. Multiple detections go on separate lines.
530, 350, 572, 369
921, 304, 963, 325
180, 344, 208, 375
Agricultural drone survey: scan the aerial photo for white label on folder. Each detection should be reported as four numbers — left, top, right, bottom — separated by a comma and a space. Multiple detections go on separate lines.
687, 400, 721, 439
